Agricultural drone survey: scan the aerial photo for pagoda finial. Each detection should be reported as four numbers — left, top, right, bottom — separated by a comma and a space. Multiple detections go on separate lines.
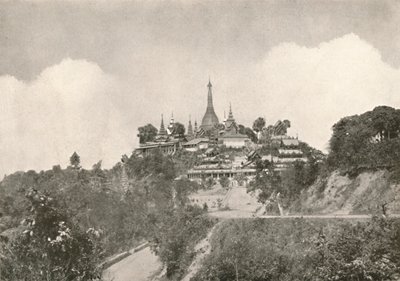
228, 102, 234, 120
188, 115, 193, 136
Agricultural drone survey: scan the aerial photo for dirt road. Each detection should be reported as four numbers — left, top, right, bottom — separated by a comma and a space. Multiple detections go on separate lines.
103, 247, 161, 281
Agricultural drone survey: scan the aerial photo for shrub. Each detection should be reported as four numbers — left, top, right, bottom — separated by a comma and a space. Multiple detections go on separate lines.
0, 189, 103, 281
219, 176, 230, 188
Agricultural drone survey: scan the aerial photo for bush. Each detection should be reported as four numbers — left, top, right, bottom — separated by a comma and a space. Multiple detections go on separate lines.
219, 176, 230, 188
0, 189, 103, 281
192, 217, 400, 281
149, 205, 216, 279
203, 177, 216, 189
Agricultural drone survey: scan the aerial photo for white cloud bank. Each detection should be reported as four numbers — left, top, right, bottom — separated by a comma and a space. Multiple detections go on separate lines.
0, 34, 399, 175
254, 33, 400, 151
0, 59, 133, 175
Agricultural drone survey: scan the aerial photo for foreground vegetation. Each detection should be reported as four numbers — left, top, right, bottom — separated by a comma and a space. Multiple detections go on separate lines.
193, 217, 400, 281
0, 150, 215, 280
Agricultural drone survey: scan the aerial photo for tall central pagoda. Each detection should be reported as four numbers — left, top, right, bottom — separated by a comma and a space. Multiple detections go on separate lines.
201, 79, 219, 131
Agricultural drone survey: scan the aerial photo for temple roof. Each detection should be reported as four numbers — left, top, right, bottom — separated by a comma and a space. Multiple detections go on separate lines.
183, 138, 209, 146
282, 139, 299, 147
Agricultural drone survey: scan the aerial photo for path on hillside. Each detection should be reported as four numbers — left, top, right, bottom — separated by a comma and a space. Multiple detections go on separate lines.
103, 247, 161, 281
210, 212, 400, 219
181, 223, 220, 281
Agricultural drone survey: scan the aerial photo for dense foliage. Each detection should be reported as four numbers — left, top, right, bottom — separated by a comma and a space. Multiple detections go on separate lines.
193, 217, 400, 281
249, 157, 322, 208
0, 163, 145, 256
137, 123, 158, 144
1, 190, 103, 281
149, 205, 216, 279
252, 117, 292, 144
0, 149, 213, 280
328, 106, 400, 175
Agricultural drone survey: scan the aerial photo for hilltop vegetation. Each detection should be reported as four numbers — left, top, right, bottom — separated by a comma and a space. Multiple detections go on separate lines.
290, 106, 400, 215
248, 106, 400, 213
327, 106, 400, 176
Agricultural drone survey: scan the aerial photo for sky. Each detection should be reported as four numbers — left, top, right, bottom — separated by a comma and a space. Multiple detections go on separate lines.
0, 0, 400, 175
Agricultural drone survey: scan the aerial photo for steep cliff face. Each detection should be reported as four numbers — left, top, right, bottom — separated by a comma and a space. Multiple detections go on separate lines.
293, 170, 400, 215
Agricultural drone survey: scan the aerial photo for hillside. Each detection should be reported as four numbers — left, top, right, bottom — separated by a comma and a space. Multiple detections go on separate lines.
292, 170, 400, 216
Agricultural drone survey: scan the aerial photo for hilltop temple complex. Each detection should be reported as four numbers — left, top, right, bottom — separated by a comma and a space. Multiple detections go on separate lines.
136, 79, 250, 155
135, 79, 307, 180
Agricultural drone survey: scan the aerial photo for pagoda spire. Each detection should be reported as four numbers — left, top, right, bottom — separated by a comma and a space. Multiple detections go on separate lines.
158, 114, 167, 135
228, 102, 234, 120
224, 103, 236, 130
207, 79, 213, 108
188, 115, 193, 136
201, 78, 219, 131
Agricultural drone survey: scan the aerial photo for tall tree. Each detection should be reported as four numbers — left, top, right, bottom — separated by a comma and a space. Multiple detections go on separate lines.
252, 117, 266, 132
137, 124, 158, 144
70, 152, 81, 169
370, 106, 400, 141
172, 122, 186, 137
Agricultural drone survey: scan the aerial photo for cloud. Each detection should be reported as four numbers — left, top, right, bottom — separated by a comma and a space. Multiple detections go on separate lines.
0, 59, 133, 175
252, 33, 400, 151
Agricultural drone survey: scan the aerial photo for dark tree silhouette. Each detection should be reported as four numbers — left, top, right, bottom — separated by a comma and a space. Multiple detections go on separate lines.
70, 152, 81, 169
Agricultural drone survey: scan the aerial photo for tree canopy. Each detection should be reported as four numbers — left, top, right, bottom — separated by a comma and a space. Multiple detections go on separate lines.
69, 152, 81, 169
172, 122, 186, 137
327, 106, 400, 173
252, 117, 266, 132
137, 123, 158, 144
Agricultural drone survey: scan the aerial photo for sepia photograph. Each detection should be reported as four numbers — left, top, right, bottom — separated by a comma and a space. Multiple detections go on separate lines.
1, 0, 400, 280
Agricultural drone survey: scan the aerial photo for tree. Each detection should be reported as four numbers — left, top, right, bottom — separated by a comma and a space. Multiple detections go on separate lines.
137, 124, 158, 144
238, 124, 246, 135
0, 189, 103, 281
219, 176, 230, 188
172, 122, 186, 137
326, 106, 400, 173
245, 127, 258, 143
149, 205, 214, 278
252, 117, 266, 132
69, 152, 81, 169
234, 173, 247, 186
203, 177, 215, 189
274, 119, 291, 135
370, 106, 400, 141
